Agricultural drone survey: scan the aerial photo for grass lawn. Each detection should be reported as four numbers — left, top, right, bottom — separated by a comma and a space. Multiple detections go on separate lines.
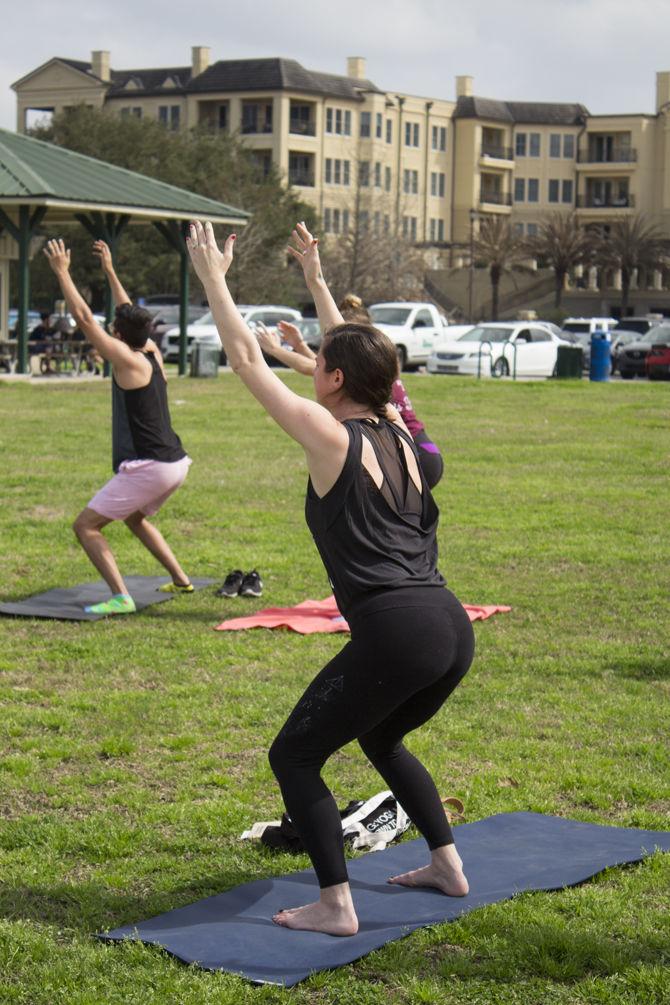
0, 371, 668, 1005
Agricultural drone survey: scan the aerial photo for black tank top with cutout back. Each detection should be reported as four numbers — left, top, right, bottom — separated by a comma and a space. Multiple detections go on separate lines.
305, 418, 445, 620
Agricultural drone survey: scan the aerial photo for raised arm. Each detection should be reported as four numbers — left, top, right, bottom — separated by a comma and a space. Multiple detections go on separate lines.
43, 239, 143, 371
93, 240, 131, 308
288, 222, 344, 332
278, 320, 318, 363
186, 222, 347, 491
256, 323, 316, 377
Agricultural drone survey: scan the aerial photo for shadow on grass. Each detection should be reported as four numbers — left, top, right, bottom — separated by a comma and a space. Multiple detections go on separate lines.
608, 655, 670, 680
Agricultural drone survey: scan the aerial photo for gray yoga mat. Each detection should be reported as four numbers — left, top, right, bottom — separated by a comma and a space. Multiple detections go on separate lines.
0, 576, 215, 621
99, 811, 670, 986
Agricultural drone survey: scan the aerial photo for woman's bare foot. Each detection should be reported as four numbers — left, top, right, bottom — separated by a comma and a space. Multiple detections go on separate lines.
272, 881, 359, 936
388, 843, 469, 897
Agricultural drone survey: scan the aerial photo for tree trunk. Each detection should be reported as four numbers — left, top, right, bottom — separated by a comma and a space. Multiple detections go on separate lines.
620, 266, 630, 317
490, 265, 501, 320
554, 268, 566, 309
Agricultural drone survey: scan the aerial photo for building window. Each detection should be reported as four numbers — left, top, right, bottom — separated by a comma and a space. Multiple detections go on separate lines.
548, 179, 560, 203
431, 171, 445, 197
360, 111, 371, 138
359, 161, 370, 186
288, 153, 313, 187
386, 118, 392, 144
412, 169, 418, 194
403, 168, 410, 194
242, 100, 273, 134
430, 172, 437, 197
326, 108, 333, 134
562, 179, 573, 203
334, 159, 341, 184
376, 112, 383, 138
383, 214, 390, 234
527, 222, 538, 237
335, 108, 343, 134
403, 216, 419, 239
529, 133, 541, 157
514, 177, 525, 202
404, 169, 418, 194
438, 172, 445, 197
374, 161, 381, 187
323, 208, 332, 233
342, 209, 350, 232
332, 208, 340, 234
218, 104, 228, 130
359, 210, 369, 232
550, 134, 561, 158
405, 122, 419, 147
325, 158, 332, 183
563, 134, 575, 158
515, 132, 527, 157
528, 178, 539, 202
290, 102, 314, 136
513, 222, 524, 235
344, 110, 351, 135
432, 125, 446, 151
250, 150, 272, 178
343, 160, 350, 186
430, 218, 445, 241
158, 105, 179, 129
385, 165, 392, 191
374, 210, 381, 233
325, 107, 351, 135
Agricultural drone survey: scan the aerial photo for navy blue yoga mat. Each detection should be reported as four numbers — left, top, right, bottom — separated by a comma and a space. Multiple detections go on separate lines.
0, 576, 215, 621
99, 811, 670, 986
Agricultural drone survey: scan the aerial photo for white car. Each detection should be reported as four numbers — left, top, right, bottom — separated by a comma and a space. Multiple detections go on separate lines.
368, 302, 445, 369
163, 305, 302, 363
426, 325, 475, 373
427, 322, 571, 378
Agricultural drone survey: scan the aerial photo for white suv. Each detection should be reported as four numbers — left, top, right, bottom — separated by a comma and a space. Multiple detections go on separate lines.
164, 305, 302, 364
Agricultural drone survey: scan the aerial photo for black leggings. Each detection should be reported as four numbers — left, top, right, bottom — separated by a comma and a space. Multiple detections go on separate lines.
268, 588, 475, 888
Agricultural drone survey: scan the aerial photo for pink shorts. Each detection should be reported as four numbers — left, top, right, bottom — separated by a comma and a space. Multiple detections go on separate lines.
88, 455, 192, 521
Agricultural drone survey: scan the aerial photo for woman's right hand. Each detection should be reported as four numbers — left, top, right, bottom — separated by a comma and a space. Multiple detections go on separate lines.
277, 320, 303, 350
187, 221, 236, 286
255, 322, 282, 356
287, 221, 323, 287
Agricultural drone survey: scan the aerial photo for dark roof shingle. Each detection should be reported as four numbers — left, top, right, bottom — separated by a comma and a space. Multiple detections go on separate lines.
454, 95, 589, 125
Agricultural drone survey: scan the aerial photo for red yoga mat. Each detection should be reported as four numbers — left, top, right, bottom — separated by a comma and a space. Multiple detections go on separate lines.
215, 595, 511, 635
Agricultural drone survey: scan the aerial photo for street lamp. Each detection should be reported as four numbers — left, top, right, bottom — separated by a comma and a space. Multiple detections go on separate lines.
468, 208, 478, 323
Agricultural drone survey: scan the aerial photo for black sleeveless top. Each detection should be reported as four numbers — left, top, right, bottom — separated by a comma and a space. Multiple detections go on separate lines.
111, 353, 185, 469
305, 418, 445, 619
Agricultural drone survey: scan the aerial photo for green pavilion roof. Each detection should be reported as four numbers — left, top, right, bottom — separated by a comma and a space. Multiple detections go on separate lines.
0, 128, 249, 226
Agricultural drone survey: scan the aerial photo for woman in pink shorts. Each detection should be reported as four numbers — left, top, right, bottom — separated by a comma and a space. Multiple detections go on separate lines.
45, 238, 193, 616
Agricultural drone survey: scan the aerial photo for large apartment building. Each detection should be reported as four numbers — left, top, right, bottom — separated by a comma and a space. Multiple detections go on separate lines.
11, 48, 670, 256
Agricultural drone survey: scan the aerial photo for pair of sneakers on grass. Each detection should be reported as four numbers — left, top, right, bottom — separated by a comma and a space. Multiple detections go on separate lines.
217, 570, 263, 598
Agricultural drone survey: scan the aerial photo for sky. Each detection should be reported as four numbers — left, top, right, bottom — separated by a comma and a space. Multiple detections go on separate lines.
2, 0, 670, 131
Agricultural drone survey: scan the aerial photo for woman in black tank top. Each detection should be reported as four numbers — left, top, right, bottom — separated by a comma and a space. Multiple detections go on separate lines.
188, 220, 474, 938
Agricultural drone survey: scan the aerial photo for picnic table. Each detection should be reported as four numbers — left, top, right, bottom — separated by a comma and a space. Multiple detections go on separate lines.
0, 339, 102, 375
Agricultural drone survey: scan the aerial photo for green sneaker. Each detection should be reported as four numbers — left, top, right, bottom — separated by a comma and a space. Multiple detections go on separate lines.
158, 581, 194, 594
84, 594, 137, 615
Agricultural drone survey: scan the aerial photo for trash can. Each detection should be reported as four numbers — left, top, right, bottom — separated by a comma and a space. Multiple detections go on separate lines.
589, 333, 611, 382
555, 345, 583, 378
190, 343, 219, 378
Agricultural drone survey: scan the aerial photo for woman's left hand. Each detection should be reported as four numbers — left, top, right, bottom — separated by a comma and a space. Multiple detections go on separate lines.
187, 221, 236, 285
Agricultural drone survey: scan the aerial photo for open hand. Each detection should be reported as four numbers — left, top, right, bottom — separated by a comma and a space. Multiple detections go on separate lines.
186, 220, 235, 285
43, 238, 71, 275
287, 221, 322, 286
92, 239, 113, 272
277, 320, 304, 350
255, 322, 282, 356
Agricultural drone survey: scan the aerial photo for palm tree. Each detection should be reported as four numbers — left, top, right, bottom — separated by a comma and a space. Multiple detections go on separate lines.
527, 212, 594, 309
473, 216, 528, 320
595, 214, 666, 316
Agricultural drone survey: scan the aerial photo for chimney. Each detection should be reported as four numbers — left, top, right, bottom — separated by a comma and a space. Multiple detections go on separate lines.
347, 56, 366, 80
91, 50, 111, 82
456, 75, 474, 98
192, 46, 211, 78
656, 71, 670, 112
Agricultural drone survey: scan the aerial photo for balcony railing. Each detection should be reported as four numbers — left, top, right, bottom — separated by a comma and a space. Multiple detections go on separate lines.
479, 190, 513, 206
480, 144, 514, 161
241, 122, 273, 135
577, 148, 638, 163
289, 171, 315, 187
576, 193, 636, 208
289, 121, 316, 136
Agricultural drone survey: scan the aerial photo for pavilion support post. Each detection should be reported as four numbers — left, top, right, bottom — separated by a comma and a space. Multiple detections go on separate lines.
153, 220, 191, 376
0, 205, 47, 374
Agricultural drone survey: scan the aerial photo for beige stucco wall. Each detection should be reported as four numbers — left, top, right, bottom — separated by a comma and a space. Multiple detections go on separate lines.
15, 61, 106, 131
